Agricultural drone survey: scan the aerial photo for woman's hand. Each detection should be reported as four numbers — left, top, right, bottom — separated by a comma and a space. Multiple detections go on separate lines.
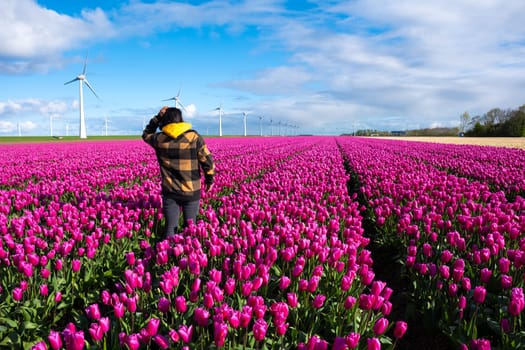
158, 106, 169, 118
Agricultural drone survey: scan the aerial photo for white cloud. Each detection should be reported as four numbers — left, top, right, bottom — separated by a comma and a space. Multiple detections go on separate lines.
223, 66, 313, 95
183, 103, 197, 119
0, 98, 71, 119
0, 120, 37, 134
0, 0, 115, 73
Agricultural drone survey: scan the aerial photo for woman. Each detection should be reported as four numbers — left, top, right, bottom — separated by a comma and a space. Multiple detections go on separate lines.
143, 106, 215, 237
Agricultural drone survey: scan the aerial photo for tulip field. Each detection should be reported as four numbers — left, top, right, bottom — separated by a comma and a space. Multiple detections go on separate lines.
0, 137, 524, 350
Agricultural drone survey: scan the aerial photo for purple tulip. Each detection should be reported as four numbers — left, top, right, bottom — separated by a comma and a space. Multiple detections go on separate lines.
62, 323, 85, 350
473, 286, 487, 304
32, 341, 47, 350
153, 334, 169, 349
175, 295, 187, 313
373, 317, 389, 335
158, 297, 170, 313
508, 287, 525, 316
89, 323, 104, 342
85, 304, 101, 320
114, 302, 125, 318
480, 268, 492, 284
178, 324, 194, 343
48, 330, 62, 350
194, 307, 210, 327
367, 337, 381, 350
345, 332, 360, 349
71, 259, 81, 273
12, 287, 23, 301
469, 338, 491, 350
287, 292, 298, 308
312, 294, 326, 309
146, 317, 160, 337
213, 321, 228, 347
393, 321, 408, 339
252, 319, 268, 342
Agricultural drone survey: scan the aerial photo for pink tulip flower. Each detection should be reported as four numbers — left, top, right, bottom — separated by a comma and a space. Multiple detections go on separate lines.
114, 302, 125, 318
313, 294, 326, 309
89, 323, 104, 342
158, 297, 170, 313
393, 321, 408, 339
12, 287, 23, 301
253, 318, 268, 342
32, 341, 47, 350
469, 338, 491, 350
48, 330, 62, 350
177, 324, 194, 343
213, 321, 228, 347
367, 337, 381, 350
473, 286, 487, 304
480, 268, 492, 284
71, 259, 81, 273
287, 292, 298, 308
373, 317, 389, 335
345, 332, 360, 349
62, 323, 85, 350
508, 288, 525, 316
194, 307, 210, 327
344, 296, 357, 309
153, 334, 169, 349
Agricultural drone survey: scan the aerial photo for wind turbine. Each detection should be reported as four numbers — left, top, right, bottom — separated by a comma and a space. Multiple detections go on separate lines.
64, 56, 99, 139
214, 104, 224, 137
104, 116, 111, 136
242, 111, 250, 136
163, 89, 187, 113
258, 115, 264, 136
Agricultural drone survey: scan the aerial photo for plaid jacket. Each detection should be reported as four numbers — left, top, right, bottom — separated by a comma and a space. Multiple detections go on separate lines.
142, 115, 215, 201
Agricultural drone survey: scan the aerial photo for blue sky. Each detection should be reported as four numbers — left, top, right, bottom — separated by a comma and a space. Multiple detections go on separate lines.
1, 0, 525, 137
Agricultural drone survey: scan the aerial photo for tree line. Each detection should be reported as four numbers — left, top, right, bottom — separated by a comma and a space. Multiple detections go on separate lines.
461, 104, 525, 137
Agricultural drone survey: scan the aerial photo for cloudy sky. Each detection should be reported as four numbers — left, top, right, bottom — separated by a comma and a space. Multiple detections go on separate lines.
1, 0, 524, 137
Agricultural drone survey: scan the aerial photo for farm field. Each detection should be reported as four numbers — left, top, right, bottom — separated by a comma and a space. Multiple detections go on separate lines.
376, 136, 525, 149
0, 136, 524, 349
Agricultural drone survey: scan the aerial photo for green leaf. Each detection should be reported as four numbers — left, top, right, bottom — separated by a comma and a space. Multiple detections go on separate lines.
23, 321, 40, 330
0, 317, 18, 328
0, 332, 20, 346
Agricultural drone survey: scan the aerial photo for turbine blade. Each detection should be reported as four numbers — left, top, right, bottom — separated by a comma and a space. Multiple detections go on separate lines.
179, 101, 188, 112
163, 97, 176, 101
82, 53, 88, 75
64, 78, 79, 85
83, 79, 99, 99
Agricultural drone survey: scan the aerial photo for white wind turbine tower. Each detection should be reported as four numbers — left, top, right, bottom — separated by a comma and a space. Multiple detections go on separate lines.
214, 104, 224, 137
163, 89, 188, 113
242, 111, 250, 136
64, 57, 99, 139
104, 116, 111, 136
258, 115, 264, 136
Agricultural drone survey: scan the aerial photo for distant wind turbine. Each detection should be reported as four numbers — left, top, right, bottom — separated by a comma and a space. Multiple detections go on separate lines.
242, 111, 250, 136
214, 104, 224, 137
163, 89, 187, 113
258, 115, 263, 136
64, 56, 99, 139
104, 116, 111, 136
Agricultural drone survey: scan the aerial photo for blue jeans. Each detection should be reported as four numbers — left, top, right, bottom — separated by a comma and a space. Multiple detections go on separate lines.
162, 196, 200, 236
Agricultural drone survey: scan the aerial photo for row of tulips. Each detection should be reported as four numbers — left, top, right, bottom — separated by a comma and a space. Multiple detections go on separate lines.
365, 138, 525, 196
1, 137, 406, 349
337, 137, 525, 349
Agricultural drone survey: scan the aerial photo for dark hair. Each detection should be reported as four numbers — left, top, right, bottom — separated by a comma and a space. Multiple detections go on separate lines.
159, 107, 183, 128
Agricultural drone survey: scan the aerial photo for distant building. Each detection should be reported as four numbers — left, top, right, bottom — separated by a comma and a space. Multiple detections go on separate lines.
390, 130, 407, 136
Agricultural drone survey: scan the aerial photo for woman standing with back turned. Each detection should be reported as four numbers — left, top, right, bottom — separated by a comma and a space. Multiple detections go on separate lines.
143, 106, 215, 238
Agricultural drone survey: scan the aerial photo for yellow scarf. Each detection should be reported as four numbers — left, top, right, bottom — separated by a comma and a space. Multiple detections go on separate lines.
161, 122, 192, 138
